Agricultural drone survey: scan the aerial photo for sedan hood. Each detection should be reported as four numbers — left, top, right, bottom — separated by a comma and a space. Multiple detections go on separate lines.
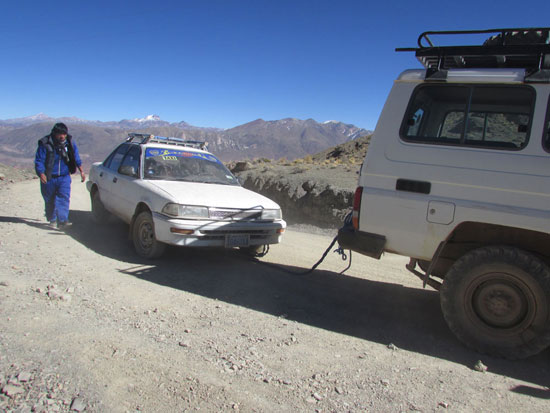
147, 181, 281, 210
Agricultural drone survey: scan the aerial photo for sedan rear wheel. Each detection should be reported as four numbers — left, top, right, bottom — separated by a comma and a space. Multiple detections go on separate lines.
132, 211, 166, 259
91, 190, 109, 224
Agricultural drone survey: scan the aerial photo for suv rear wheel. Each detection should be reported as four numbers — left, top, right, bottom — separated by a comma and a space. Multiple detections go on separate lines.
132, 211, 166, 259
440, 246, 550, 359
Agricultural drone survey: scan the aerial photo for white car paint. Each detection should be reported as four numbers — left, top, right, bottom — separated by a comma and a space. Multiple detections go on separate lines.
87, 141, 286, 251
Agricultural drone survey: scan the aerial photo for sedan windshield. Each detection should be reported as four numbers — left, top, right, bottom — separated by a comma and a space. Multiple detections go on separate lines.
144, 148, 239, 186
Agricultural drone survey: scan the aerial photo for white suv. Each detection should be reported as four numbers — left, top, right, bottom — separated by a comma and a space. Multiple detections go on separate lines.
338, 28, 550, 359
87, 134, 286, 258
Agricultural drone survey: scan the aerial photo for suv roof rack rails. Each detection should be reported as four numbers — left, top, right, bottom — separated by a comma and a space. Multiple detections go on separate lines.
126, 133, 208, 150
396, 28, 550, 82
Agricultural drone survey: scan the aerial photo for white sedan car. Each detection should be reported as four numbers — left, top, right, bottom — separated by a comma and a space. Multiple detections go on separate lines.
86, 134, 286, 258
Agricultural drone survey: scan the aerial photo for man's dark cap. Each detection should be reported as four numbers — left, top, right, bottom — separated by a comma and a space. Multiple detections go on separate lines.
51, 122, 68, 135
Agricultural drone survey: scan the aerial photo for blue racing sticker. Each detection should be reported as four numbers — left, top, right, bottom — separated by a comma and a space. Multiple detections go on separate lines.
145, 148, 222, 164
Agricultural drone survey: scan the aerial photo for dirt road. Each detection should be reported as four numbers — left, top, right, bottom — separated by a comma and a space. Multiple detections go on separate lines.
1, 179, 549, 412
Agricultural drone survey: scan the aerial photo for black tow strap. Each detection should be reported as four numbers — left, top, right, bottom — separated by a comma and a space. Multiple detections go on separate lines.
252, 235, 353, 276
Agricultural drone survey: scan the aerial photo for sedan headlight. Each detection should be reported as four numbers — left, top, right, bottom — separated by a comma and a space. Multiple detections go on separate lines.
261, 209, 282, 220
162, 203, 209, 219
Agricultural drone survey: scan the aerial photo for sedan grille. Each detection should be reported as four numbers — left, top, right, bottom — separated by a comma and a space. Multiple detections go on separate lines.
209, 208, 262, 221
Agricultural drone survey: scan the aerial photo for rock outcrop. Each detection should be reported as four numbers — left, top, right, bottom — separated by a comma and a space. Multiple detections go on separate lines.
231, 135, 370, 229
235, 164, 356, 228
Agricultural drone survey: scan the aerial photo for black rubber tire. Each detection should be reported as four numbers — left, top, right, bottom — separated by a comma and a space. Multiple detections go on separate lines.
132, 211, 166, 259
91, 190, 109, 224
440, 246, 550, 359
239, 245, 268, 258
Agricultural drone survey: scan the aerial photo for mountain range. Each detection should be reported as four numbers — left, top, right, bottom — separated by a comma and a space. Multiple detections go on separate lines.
0, 114, 371, 168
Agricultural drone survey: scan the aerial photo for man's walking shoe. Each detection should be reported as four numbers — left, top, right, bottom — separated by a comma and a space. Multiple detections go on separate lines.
48, 221, 58, 229
57, 221, 72, 230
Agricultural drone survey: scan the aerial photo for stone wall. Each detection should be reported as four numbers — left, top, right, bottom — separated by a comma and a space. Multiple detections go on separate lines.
239, 174, 352, 229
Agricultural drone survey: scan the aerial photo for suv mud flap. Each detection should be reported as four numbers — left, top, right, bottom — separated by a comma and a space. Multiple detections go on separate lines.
337, 223, 386, 259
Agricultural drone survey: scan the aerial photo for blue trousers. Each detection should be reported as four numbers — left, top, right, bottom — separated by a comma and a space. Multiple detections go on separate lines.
40, 174, 71, 223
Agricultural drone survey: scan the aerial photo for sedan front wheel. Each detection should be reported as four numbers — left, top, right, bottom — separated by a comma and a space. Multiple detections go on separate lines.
132, 211, 166, 259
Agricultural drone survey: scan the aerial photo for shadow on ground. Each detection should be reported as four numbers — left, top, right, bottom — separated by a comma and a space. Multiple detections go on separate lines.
5, 210, 550, 395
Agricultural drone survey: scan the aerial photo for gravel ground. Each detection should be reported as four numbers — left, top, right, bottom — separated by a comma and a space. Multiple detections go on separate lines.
0, 164, 35, 184
0, 176, 549, 412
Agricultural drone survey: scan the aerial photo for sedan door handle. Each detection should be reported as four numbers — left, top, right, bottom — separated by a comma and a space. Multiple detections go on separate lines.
113, 177, 118, 183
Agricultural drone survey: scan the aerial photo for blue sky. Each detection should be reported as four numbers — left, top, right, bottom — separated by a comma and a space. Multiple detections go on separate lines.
1, 1, 549, 130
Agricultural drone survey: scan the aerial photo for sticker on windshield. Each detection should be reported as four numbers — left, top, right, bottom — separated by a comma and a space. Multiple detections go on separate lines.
145, 148, 222, 164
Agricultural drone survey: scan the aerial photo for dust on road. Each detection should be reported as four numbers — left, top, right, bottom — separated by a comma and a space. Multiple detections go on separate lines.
0, 179, 549, 412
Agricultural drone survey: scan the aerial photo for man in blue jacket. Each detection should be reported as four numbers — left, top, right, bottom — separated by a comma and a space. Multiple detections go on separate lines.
34, 123, 86, 229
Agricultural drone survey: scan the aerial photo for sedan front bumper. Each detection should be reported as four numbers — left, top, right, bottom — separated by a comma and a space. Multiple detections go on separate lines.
152, 212, 286, 247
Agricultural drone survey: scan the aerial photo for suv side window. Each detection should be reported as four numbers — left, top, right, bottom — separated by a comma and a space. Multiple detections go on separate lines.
105, 144, 130, 172
401, 85, 535, 150
544, 94, 550, 153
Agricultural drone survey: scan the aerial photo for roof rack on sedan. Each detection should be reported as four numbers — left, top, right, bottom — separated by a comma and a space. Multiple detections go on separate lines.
396, 28, 550, 82
126, 133, 208, 150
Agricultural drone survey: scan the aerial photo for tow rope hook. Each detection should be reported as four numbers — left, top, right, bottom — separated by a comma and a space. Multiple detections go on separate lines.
333, 245, 347, 261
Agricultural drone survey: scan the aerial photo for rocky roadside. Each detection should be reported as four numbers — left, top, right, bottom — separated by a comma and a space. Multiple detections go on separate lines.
233, 161, 359, 228
231, 164, 363, 231
228, 135, 370, 229
0, 163, 35, 184
0, 362, 91, 412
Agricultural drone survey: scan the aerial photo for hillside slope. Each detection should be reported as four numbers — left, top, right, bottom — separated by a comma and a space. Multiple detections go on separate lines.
0, 117, 371, 168
232, 134, 372, 228
0, 134, 372, 228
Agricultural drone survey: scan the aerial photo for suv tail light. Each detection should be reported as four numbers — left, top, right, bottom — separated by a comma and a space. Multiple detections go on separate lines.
352, 187, 363, 229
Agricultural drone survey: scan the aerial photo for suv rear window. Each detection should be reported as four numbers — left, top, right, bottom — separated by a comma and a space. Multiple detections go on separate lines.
401, 85, 535, 150
544, 94, 550, 153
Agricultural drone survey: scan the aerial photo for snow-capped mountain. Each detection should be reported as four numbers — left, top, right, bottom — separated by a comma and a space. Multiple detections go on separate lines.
0, 114, 372, 167
0, 113, 201, 131
133, 114, 161, 123
0, 113, 55, 126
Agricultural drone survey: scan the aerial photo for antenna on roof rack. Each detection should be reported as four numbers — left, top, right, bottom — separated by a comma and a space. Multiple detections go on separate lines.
396, 27, 550, 83
126, 133, 208, 150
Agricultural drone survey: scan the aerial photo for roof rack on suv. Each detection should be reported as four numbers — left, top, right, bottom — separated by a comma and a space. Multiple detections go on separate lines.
126, 133, 208, 150
396, 28, 550, 82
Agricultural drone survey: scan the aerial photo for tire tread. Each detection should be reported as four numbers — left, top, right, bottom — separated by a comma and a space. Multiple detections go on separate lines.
440, 245, 550, 359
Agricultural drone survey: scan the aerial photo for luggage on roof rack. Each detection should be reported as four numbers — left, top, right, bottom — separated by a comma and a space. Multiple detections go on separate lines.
396, 28, 550, 82
126, 133, 208, 150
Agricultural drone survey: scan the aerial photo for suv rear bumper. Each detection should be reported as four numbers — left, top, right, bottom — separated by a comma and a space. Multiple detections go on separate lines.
337, 222, 386, 259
